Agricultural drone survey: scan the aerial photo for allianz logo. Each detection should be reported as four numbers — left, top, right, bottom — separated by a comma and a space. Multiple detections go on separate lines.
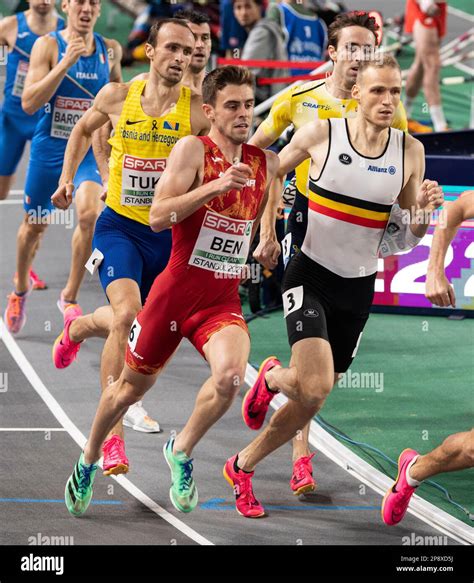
367, 164, 396, 175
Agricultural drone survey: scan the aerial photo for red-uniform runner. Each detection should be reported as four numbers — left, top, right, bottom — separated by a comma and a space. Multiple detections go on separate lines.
64, 65, 279, 518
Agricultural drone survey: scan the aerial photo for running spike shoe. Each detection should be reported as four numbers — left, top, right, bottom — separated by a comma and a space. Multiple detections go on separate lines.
382, 448, 419, 526
290, 453, 316, 496
163, 438, 198, 513
65, 451, 98, 517
242, 356, 281, 430
4, 289, 30, 334
102, 434, 129, 476
57, 291, 81, 316
223, 454, 265, 518
123, 401, 161, 433
52, 305, 83, 369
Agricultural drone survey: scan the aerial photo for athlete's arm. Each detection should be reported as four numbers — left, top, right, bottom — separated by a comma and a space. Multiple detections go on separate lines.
104, 38, 123, 83
426, 191, 474, 307
92, 120, 113, 196
22, 34, 88, 115
190, 94, 210, 136
0, 15, 17, 48
150, 135, 253, 232
51, 83, 127, 209
249, 150, 279, 248
398, 136, 444, 240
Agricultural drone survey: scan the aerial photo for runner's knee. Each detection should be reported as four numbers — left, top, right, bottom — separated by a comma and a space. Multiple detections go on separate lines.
213, 366, 246, 398
297, 372, 333, 408
77, 207, 98, 232
112, 304, 141, 333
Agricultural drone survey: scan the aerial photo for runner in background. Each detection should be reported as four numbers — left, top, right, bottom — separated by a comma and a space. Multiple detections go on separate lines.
0, 0, 64, 290
404, 0, 449, 133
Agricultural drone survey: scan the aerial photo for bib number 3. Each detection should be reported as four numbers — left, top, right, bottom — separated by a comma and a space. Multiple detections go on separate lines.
283, 286, 303, 318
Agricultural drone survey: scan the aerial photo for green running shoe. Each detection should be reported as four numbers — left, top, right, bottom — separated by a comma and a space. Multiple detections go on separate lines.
65, 451, 98, 517
163, 438, 198, 513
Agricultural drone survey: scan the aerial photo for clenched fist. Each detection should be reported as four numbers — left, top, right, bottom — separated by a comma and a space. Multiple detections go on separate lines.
416, 179, 444, 213
215, 163, 253, 195
51, 182, 74, 210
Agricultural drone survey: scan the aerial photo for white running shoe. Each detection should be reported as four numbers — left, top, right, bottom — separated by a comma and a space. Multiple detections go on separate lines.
123, 401, 161, 433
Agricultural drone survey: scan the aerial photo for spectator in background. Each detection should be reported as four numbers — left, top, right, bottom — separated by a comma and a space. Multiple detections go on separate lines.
266, 0, 328, 75
404, 0, 449, 132
240, 4, 289, 104
220, 0, 251, 56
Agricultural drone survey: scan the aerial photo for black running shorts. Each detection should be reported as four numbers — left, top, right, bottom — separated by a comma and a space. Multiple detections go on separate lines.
281, 251, 376, 373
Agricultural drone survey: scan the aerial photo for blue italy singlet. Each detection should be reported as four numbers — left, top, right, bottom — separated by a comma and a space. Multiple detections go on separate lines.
29, 30, 109, 167
2, 11, 65, 119
278, 4, 327, 76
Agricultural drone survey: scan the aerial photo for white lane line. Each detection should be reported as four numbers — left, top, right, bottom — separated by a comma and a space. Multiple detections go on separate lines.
0, 200, 22, 205
0, 428, 67, 431
245, 364, 472, 546
448, 6, 474, 23
0, 318, 213, 546
10, 190, 24, 196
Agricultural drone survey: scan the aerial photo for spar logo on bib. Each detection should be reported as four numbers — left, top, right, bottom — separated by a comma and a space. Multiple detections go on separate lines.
51, 96, 93, 139
12, 60, 29, 97
189, 210, 254, 275
121, 155, 166, 207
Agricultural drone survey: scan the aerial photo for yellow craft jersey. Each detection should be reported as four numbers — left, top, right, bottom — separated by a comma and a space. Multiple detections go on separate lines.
107, 80, 192, 225
259, 79, 408, 194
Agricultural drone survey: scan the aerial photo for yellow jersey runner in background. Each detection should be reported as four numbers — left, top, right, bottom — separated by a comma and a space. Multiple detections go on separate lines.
259, 79, 408, 197
107, 80, 192, 225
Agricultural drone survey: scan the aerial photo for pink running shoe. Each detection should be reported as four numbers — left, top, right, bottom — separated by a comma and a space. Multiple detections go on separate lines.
4, 289, 30, 334
57, 291, 81, 316
52, 305, 83, 369
102, 435, 129, 476
382, 448, 419, 526
242, 356, 281, 430
290, 453, 316, 495
13, 268, 47, 290
223, 455, 265, 518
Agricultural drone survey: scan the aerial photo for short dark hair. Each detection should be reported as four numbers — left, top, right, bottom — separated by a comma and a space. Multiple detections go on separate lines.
356, 53, 402, 81
328, 11, 379, 49
174, 9, 211, 26
202, 66, 254, 106
146, 18, 193, 48
232, 0, 265, 5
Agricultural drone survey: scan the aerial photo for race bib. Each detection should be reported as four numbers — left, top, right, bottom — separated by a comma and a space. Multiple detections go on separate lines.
51, 96, 93, 139
121, 154, 166, 207
12, 60, 29, 98
189, 209, 253, 275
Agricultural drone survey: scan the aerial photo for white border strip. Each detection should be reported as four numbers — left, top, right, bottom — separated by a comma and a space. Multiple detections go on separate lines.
448, 6, 474, 23
0, 318, 213, 546
245, 364, 473, 545
0, 428, 67, 431
0, 199, 23, 205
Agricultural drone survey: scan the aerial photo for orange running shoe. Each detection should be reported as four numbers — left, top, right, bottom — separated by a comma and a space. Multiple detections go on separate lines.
407, 119, 433, 134
4, 289, 30, 334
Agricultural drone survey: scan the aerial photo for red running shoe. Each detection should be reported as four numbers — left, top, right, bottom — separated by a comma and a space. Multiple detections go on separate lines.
102, 435, 129, 476
382, 449, 419, 526
242, 356, 281, 430
13, 268, 47, 291
290, 453, 316, 495
223, 455, 265, 518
